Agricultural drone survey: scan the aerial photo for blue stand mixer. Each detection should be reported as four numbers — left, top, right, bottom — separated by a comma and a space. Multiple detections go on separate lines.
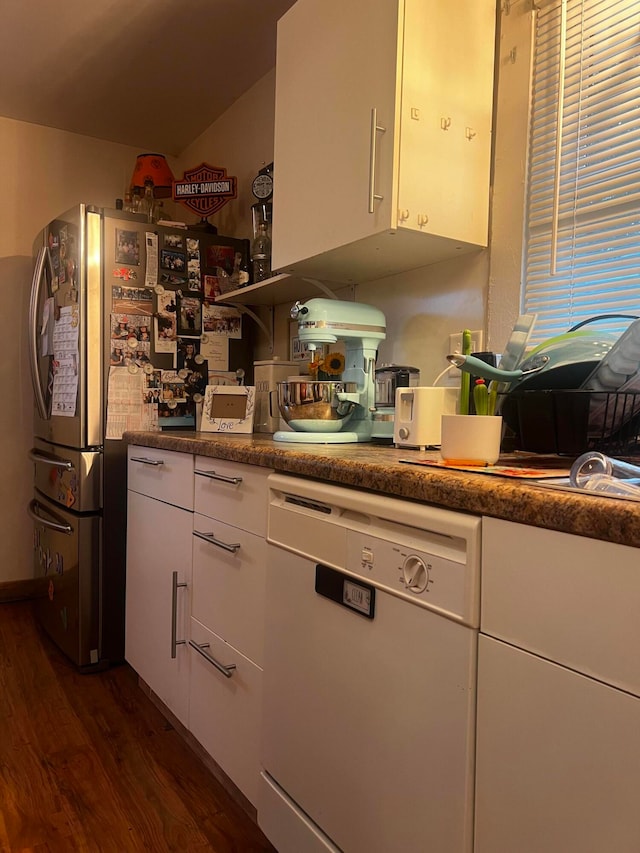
273, 298, 386, 443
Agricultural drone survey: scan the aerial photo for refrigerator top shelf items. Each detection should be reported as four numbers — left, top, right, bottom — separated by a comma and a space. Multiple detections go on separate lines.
214, 272, 342, 306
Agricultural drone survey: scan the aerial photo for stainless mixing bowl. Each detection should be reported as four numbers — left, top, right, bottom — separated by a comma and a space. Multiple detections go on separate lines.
276, 381, 357, 433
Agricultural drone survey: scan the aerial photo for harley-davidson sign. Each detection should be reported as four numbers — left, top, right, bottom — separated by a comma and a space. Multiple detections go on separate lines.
173, 163, 237, 218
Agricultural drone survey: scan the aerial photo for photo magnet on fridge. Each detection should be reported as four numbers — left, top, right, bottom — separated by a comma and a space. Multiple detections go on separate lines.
176, 294, 202, 337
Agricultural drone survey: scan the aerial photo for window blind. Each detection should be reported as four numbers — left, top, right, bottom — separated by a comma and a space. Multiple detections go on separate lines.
523, 0, 640, 343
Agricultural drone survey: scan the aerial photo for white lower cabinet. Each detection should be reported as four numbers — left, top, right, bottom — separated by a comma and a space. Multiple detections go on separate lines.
188, 457, 271, 806
475, 518, 640, 853
126, 448, 270, 809
125, 488, 192, 727
189, 618, 263, 805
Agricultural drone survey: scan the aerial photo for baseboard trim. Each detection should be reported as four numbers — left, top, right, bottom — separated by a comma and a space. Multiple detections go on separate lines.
0, 578, 46, 603
137, 675, 258, 823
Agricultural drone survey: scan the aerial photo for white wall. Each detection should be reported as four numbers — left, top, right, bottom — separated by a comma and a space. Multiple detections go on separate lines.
176, 69, 278, 241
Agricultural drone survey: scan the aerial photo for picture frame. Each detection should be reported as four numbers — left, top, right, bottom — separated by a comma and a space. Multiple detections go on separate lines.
201, 385, 255, 433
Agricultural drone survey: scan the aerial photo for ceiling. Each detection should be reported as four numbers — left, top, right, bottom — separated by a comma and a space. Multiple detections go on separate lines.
1, 0, 296, 156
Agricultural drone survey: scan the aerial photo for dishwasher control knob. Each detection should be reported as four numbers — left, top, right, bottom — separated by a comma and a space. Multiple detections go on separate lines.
402, 555, 429, 593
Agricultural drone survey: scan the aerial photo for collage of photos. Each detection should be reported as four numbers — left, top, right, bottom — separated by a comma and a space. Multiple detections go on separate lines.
143, 368, 195, 428
109, 313, 152, 368
106, 223, 252, 437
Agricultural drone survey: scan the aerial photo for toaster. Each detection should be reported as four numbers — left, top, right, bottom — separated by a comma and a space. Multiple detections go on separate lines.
393, 386, 458, 450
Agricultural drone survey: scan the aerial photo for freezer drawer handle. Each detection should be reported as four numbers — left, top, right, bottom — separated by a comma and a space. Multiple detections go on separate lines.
188, 640, 236, 679
194, 468, 243, 485
193, 529, 241, 554
170, 571, 187, 659
29, 449, 73, 471
28, 499, 73, 535
130, 456, 165, 466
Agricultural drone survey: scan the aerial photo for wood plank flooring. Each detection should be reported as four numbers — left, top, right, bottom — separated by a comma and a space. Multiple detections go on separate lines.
0, 601, 276, 853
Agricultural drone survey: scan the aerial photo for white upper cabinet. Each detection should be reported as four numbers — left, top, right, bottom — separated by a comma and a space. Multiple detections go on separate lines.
272, 0, 497, 283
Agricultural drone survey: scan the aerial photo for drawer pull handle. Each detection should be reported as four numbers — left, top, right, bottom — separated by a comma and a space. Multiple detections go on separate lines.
189, 640, 236, 678
194, 468, 242, 485
130, 456, 165, 466
193, 529, 241, 554
29, 449, 73, 471
171, 571, 187, 659
28, 499, 73, 535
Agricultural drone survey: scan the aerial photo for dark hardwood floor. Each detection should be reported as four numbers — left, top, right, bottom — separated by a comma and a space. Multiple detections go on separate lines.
0, 601, 276, 852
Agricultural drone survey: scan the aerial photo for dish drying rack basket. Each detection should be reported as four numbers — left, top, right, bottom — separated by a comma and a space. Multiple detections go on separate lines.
500, 390, 640, 456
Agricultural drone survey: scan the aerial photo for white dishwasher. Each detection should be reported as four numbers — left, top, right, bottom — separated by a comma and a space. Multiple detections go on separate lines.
258, 473, 481, 853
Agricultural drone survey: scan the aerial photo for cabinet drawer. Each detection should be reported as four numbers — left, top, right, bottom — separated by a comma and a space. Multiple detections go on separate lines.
192, 513, 266, 667
189, 619, 263, 806
482, 517, 640, 696
128, 446, 193, 510
194, 456, 270, 535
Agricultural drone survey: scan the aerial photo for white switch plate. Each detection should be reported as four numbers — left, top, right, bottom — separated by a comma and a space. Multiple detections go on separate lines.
448, 330, 484, 354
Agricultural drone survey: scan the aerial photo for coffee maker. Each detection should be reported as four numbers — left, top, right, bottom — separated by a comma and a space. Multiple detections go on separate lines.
371, 364, 420, 441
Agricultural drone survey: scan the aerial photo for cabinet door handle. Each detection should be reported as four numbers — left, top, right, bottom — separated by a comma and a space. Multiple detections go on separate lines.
171, 571, 187, 659
368, 107, 386, 213
189, 640, 236, 679
130, 456, 164, 466
194, 468, 242, 485
193, 530, 241, 554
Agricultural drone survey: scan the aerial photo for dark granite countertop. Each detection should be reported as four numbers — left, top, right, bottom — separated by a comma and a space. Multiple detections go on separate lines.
124, 430, 640, 549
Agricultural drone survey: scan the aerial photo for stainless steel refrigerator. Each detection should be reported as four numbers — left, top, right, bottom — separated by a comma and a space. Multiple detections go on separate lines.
28, 204, 252, 670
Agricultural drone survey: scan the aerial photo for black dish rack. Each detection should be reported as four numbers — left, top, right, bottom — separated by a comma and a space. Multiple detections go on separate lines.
500, 390, 640, 456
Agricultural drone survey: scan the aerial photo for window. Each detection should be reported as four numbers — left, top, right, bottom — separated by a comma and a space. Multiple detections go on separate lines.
523, 0, 640, 343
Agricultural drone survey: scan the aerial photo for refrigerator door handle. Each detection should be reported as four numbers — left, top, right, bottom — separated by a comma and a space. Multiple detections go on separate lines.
29, 245, 53, 420
29, 449, 73, 471
28, 499, 73, 535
